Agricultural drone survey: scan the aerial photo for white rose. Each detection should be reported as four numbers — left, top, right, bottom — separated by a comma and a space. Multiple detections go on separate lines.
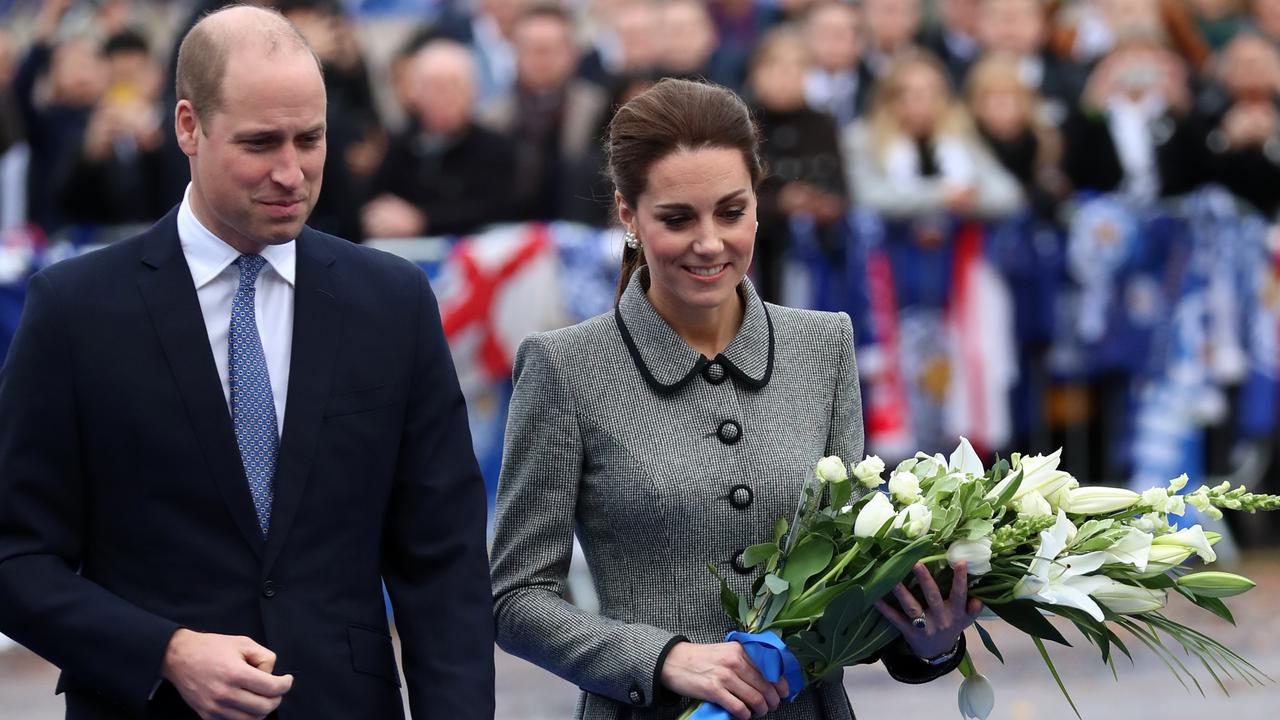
815, 456, 848, 485
888, 472, 922, 505
894, 502, 933, 538
851, 455, 886, 489
853, 493, 897, 538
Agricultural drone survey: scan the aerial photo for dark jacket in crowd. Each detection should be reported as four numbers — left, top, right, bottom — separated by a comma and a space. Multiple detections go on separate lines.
372, 121, 518, 237
1062, 107, 1205, 198
54, 140, 173, 227
1196, 91, 1280, 218
754, 106, 848, 302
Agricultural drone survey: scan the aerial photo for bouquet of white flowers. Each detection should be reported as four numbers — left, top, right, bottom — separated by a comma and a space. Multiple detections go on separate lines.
682, 439, 1279, 720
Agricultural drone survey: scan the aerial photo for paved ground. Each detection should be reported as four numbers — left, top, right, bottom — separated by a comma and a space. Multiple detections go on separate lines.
4, 555, 1280, 719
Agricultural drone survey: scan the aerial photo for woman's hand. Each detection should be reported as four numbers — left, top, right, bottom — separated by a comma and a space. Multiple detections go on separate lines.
659, 641, 790, 720
874, 561, 983, 660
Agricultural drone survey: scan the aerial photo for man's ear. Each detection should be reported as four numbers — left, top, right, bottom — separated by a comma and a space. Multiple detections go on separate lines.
175, 100, 201, 157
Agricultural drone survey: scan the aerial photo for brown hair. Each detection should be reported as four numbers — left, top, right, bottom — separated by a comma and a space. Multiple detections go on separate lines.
175, 4, 322, 130
607, 78, 765, 302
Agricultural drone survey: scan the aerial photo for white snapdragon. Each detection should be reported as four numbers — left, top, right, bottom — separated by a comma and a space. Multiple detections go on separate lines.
888, 472, 922, 505
1141, 487, 1173, 513
1168, 473, 1189, 492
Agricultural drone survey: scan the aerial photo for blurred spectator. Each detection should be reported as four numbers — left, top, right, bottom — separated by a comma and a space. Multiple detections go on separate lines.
749, 26, 849, 303
1251, 0, 1280, 43
1199, 32, 1280, 216
54, 29, 171, 226
863, 0, 924, 75
919, 0, 984, 87
438, 0, 529, 103
845, 50, 1023, 219
803, 0, 876, 128
480, 4, 607, 222
14, 0, 107, 234
281, 0, 379, 240
708, 0, 781, 70
577, 0, 662, 87
977, 0, 1087, 126
1188, 0, 1246, 50
0, 28, 21, 158
364, 40, 517, 238
657, 0, 749, 88
1063, 38, 1204, 201
1056, 0, 1168, 63
966, 53, 1069, 220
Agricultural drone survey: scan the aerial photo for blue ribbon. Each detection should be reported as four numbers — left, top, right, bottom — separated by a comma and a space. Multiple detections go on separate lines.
686, 631, 807, 719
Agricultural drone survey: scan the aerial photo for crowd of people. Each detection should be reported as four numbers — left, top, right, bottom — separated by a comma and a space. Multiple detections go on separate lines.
4, 0, 1280, 247
2, 0, 1279, 538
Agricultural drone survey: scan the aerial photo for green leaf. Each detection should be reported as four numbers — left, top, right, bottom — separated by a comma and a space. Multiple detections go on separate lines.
1193, 595, 1236, 625
785, 585, 901, 674
781, 536, 835, 592
974, 622, 1004, 664
861, 536, 933, 604
742, 542, 779, 569
710, 563, 742, 627
1135, 573, 1177, 590
785, 578, 855, 620
830, 477, 852, 510
988, 600, 1071, 646
764, 573, 790, 594
992, 468, 1025, 509
1033, 636, 1082, 720
773, 516, 789, 545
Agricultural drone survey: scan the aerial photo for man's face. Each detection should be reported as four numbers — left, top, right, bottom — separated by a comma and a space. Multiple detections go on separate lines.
514, 16, 577, 94
412, 50, 475, 135
807, 4, 862, 72
178, 47, 327, 252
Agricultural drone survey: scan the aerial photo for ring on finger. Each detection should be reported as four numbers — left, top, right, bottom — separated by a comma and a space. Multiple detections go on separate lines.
911, 615, 927, 630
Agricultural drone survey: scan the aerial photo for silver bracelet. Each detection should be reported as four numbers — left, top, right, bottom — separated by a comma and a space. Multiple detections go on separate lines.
921, 640, 961, 666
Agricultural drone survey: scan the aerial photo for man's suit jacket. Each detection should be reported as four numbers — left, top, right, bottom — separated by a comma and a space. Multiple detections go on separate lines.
0, 208, 495, 719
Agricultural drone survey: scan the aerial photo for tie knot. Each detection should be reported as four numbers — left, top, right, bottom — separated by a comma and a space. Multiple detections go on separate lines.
235, 254, 268, 286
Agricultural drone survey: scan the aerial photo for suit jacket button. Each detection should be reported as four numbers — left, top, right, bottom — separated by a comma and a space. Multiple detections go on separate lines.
262, 580, 277, 599
729, 485, 753, 509
629, 687, 643, 704
732, 549, 752, 575
717, 420, 742, 445
703, 361, 727, 385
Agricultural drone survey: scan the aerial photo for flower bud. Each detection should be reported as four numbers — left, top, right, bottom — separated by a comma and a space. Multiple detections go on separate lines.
1175, 572, 1256, 598
1015, 491, 1053, 518
958, 672, 995, 720
947, 538, 993, 575
1092, 579, 1168, 615
894, 502, 933, 538
1168, 474, 1189, 492
815, 456, 848, 485
1065, 487, 1141, 515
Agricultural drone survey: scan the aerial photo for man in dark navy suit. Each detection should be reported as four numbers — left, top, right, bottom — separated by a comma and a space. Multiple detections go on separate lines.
0, 6, 494, 719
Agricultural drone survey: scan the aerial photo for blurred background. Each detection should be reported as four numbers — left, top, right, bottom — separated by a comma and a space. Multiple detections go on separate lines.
1, 0, 1280, 715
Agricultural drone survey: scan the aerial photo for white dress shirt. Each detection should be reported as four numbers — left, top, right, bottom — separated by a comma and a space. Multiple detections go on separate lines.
177, 185, 295, 435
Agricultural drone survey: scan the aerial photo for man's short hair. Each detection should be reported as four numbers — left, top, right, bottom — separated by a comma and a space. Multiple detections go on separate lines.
174, 4, 323, 128
102, 29, 150, 58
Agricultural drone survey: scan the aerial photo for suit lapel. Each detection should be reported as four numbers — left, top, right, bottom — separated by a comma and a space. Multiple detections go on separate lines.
136, 211, 265, 559
263, 229, 338, 573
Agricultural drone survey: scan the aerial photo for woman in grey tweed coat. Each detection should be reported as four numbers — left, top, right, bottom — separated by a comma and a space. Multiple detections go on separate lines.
490, 80, 974, 720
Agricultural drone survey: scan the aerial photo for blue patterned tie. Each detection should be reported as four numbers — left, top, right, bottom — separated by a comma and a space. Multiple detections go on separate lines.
229, 254, 279, 536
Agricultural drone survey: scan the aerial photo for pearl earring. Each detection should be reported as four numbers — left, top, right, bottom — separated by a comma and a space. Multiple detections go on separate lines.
624, 230, 640, 250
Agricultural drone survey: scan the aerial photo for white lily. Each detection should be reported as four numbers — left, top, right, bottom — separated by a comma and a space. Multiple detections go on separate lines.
1015, 491, 1053, 518
987, 448, 1075, 503
1064, 487, 1141, 515
949, 437, 985, 476
1136, 544, 1195, 577
1012, 511, 1111, 621
1091, 578, 1168, 615
957, 672, 995, 720
947, 538, 993, 575
1152, 525, 1217, 563
853, 493, 897, 538
1101, 528, 1152, 571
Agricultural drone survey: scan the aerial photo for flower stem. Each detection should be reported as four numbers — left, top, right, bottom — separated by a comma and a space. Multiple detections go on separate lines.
792, 544, 861, 606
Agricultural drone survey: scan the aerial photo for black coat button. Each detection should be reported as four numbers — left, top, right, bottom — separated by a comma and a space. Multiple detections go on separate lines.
729, 484, 753, 509
731, 550, 752, 575
703, 361, 727, 385
262, 580, 277, 598
717, 420, 742, 445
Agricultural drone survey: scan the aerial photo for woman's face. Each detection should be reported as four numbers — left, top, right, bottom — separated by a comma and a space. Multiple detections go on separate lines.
893, 63, 948, 137
973, 83, 1030, 139
618, 147, 757, 323
751, 40, 810, 111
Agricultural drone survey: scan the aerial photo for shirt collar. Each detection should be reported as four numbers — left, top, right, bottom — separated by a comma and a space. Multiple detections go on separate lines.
614, 266, 774, 395
177, 183, 297, 289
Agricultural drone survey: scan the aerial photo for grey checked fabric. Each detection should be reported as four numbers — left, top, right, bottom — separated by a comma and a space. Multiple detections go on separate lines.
491, 268, 864, 720
229, 254, 278, 536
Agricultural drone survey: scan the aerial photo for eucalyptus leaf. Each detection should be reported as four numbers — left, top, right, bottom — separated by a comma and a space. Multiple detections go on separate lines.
764, 573, 790, 595
742, 542, 779, 569
774, 516, 789, 545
